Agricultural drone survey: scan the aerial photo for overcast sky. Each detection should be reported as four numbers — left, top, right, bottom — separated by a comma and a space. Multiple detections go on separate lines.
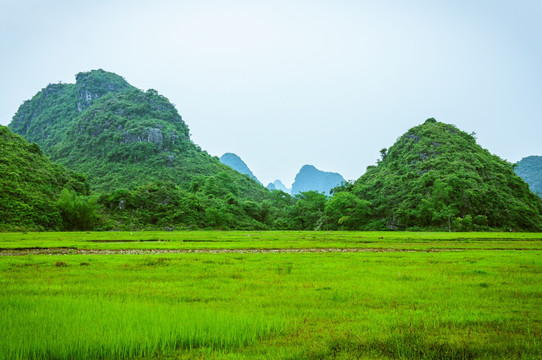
1, 0, 541, 186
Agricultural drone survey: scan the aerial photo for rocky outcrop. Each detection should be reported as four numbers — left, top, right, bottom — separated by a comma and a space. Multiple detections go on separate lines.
75, 69, 133, 112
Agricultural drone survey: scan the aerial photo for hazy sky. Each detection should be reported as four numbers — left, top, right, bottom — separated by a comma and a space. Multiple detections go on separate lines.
1, 0, 541, 186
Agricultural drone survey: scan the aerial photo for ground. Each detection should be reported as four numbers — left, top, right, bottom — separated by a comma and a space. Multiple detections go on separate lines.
1, 231, 541, 359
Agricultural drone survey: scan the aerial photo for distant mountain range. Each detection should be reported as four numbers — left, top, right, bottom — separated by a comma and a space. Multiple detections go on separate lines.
515, 156, 542, 197
219, 153, 345, 196
291, 165, 345, 195
267, 180, 290, 194
219, 153, 261, 184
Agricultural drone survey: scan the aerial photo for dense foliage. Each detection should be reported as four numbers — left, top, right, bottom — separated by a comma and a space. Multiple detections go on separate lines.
99, 179, 299, 230
0, 126, 89, 231
343, 119, 542, 231
515, 156, 542, 197
5, 70, 541, 232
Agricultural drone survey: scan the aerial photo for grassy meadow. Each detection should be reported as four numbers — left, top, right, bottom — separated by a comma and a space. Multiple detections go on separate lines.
0, 231, 541, 359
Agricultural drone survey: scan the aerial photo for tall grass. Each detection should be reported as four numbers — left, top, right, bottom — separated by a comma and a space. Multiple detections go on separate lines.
0, 295, 283, 360
0, 236, 540, 359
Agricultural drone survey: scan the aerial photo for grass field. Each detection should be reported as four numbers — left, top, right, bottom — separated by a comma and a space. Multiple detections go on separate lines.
0, 231, 541, 359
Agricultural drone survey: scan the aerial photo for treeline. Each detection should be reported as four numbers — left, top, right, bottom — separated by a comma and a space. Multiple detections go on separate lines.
48, 177, 541, 232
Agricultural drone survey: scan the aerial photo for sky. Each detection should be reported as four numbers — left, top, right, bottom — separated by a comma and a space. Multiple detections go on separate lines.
1, 0, 541, 187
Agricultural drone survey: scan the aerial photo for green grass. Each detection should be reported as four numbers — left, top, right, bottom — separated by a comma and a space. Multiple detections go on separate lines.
1, 296, 282, 360
0, 232, 541, 359
1, 231, 541, 250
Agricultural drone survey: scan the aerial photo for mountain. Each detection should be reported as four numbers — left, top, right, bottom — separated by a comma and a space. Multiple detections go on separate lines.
0, 126, 88, 231
267, 180, 291, 194
9, 70, 134, 154
515, 156, 542, 197
219, 153, 261, 184
348, 118, 542, 231
291, 165, 345, 195
8, 70, 268, 199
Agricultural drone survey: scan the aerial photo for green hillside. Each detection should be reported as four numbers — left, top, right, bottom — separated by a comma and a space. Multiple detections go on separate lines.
515, 156, 542, 197
348, 119, 542, 231
8, 70, 268, 199
0, 126, 89, 231
7, 73, 541, 232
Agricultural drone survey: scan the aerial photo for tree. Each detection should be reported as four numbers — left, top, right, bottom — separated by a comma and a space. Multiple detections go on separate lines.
325, 192, 371, 230
292, 191, 327, 230
56, 188, 99, 230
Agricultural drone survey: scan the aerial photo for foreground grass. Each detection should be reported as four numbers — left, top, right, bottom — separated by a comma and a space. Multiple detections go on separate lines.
0, 232, 541, 359
1, 296, 282, 360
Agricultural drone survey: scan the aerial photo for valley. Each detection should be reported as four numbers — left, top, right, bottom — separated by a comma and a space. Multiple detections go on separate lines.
1, 231, 541, 359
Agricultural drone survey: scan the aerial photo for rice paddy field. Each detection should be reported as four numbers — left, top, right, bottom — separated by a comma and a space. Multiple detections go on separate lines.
1, 231, 541, 359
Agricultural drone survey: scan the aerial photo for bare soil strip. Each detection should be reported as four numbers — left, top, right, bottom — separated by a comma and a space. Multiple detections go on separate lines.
0, 247, 519, 256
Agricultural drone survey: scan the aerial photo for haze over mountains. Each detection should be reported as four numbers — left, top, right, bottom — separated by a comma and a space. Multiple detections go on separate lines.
515, 156, 542, 197
219, 152, 345, 196
219, 153, 261, 184
267, 180, 290, 194
291, 165, 345, 195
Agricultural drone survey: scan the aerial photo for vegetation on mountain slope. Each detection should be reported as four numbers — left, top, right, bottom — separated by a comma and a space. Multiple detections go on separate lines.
6, 71, 541, 232
9, 70, 269, 201
0, 126, 90, 231
337, 119, 542, 231
9, 70, 133, 154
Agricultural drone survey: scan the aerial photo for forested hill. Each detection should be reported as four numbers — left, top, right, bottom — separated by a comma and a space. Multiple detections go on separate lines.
8, 70, 268, 198
9, 70, 134, 153
0, 126, 89, 231
348, 119, 542, 231
515, 156, 542, 197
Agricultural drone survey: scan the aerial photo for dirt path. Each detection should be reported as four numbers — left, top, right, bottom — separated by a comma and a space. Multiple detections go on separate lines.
0, 247, 464, 256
